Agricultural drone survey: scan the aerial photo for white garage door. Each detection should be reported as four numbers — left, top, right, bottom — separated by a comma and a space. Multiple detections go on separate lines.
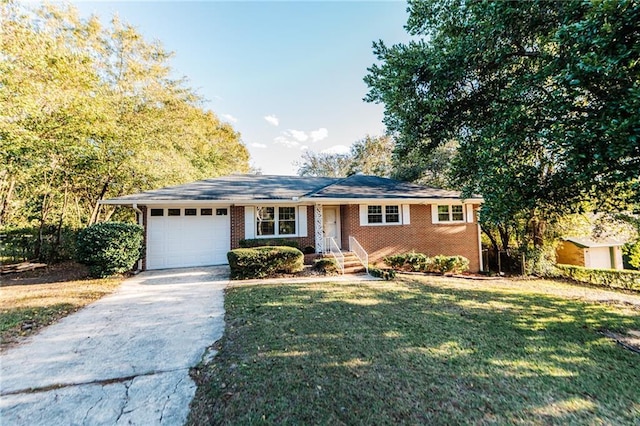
146, 207, 230, 270
587, 247, 612, 269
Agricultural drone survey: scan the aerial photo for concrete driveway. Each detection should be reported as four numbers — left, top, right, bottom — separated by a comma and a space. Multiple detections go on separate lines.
0, 266, 228, 425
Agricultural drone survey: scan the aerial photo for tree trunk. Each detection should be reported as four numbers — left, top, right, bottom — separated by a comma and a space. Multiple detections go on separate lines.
89, 179, 111, 225
0, 176, 16, 226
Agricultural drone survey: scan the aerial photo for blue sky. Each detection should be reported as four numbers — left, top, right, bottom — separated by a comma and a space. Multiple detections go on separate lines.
74, 1, 411, 175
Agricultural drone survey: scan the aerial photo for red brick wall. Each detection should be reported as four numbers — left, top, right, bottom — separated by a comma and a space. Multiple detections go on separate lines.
230, 205, 317, 251
341, 204, 481, 272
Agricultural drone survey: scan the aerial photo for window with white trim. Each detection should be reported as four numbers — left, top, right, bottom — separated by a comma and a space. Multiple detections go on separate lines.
436, 205, 465, 223
256, 206, 297, 236
366, 205, 402, 225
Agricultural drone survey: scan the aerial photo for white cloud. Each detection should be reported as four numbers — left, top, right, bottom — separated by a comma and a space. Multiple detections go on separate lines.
264, 115, 279, 126
322, 145, 350, 155
274, 136, 300, 148
285, 129, 309, 142
251, 143, 267, 149
221, 114, 238, 123
300, 145, 309, 151
310, 127, 329, 142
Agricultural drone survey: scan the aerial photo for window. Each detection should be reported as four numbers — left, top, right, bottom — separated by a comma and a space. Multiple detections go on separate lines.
216, 208, 228, 216
256, 207, 275, 236
201, 208, 213, 216
365, 205, 403, 225
185, 208, 197, 216
256, 206, 297, 236
150, 209, 164, 216
368, 206, 383, 223
435, 205, 465, 223
385, 206, 400, 223
168, 208, 181, 216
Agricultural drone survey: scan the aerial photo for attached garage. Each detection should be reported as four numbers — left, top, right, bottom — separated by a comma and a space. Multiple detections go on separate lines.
146, 206, 230, 270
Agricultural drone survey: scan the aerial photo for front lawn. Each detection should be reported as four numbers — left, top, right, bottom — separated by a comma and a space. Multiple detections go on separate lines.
188, 275, 640, 425
0, 263, 123, 350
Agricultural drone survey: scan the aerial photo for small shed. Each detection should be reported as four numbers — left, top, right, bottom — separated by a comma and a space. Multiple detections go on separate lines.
556, 237, 625, 270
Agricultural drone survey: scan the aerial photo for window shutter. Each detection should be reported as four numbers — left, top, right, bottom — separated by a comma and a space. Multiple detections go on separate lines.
402, 204, 410, 225
244, 207, 255, 239
431, 204, 439, 224
466, 204, 474, 223
298, 206, 308, 237
359, 205, 368, 226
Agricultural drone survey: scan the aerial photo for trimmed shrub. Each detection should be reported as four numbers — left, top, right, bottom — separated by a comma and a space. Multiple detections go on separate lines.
556, 264, 640, 291
76, 222, 143, 278
228, 246, 304, 279
384, 253, 470, 274
239, 238, 299, 249
313, 257, 339, 274
368, 265, 396, 280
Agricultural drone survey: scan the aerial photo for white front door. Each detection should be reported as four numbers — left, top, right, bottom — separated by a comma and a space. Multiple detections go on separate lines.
323, 207, 341, 249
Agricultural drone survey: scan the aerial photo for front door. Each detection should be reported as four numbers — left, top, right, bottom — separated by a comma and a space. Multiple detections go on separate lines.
323, 206, 341, 249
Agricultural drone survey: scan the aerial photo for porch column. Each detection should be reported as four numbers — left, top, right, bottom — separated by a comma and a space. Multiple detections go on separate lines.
315, 204, 324, 253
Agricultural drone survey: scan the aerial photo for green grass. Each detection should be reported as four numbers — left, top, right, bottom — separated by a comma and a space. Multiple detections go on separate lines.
188, 276, 640, 425
0, 275, 122, 349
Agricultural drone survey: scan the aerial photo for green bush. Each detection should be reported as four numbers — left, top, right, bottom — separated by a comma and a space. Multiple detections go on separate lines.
556, 264, 640, 291
313, 257, 339, 274
76, 222, 143, 278
239, 238, 299, 249
368, 265, 396, 280
228, 246, 304, 279
383, 253, 469, 274
622, 241, 640, 270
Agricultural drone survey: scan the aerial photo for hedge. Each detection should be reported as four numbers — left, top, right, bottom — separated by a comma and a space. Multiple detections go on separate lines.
313, 258, 339, 274
368, 265, 396, 280
239, 238, 299, 249
556, 264, 640, 291
384, 253, 470, 274
76, 222, 143, 278
228, 246, 304, 279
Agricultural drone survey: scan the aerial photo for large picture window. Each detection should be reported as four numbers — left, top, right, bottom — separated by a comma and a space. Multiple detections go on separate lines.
256, 206, 297, 236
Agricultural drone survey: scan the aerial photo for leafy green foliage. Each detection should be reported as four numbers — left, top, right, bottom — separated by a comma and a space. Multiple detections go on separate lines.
0, 3, 249, 258
556, 264, 640, 291
297, 135, 394, 177
227, 247, 304, 280
367, 265, 396, 280
239, 239, 300, 249
313, 258, 339, 274
623, 242, 640, 270
76, 222, 143, 277
384, 253, 470, 274
365, 0, 640, 273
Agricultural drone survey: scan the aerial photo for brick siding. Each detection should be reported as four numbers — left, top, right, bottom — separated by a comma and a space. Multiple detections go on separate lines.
340, 204, 481, 272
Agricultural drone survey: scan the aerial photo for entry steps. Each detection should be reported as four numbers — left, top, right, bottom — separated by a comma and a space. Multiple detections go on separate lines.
321, 252, 366, 274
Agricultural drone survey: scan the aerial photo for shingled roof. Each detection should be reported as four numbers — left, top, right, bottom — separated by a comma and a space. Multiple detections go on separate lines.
102, 174, 482, 204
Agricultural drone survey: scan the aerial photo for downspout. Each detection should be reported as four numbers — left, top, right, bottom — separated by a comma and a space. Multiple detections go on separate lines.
132, 203, 143, 272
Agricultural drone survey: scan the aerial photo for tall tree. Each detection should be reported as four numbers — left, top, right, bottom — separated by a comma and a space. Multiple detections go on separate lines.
0, 2, 249, 259
365, 0, 640, 271
296, 135, 394, 178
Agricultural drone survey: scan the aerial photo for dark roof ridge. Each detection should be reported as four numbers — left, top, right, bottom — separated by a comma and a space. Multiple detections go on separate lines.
302, 174, 352, 198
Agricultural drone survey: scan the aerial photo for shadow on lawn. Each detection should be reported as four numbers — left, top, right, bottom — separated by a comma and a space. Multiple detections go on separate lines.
189, 279, 640, 425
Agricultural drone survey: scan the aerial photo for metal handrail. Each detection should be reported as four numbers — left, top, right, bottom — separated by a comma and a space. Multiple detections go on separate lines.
348, 236, 369, 274
326, 237, 344, 274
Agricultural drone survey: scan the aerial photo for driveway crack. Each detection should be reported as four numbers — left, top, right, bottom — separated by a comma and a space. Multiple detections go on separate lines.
0, 368, 188, 397
159, 374, 185, 424
115, 380, 131, 424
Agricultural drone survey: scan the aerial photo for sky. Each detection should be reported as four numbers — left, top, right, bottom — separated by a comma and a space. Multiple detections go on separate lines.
73, 1, 412, 175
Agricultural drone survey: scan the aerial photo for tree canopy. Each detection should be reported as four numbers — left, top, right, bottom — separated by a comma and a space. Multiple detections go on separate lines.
365, 0, 639, 268
0, 3, 249, 259
296, 135, 394, 178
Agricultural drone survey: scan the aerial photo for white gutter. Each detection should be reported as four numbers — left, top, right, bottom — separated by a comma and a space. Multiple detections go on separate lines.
132, 203, 143, 272
100, 197, 484, 206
